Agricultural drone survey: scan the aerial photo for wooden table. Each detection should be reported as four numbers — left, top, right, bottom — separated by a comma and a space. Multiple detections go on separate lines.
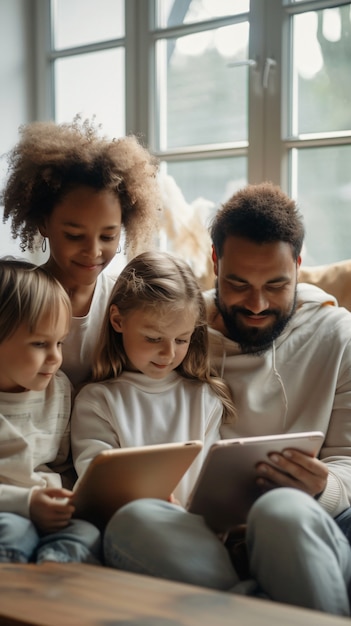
0, 562, 348, 626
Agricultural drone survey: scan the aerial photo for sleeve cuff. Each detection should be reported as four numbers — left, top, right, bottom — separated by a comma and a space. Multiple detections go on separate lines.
317, 471, 350, 517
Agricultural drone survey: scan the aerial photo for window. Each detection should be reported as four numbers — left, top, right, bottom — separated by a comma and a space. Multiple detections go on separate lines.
39, 0, 125, 138
287, 2, 351, 264
37, 0, 351, 265
153, 0, 250, 212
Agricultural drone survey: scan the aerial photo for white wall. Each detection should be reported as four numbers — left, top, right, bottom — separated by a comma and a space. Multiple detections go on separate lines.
0, 0, 44, 263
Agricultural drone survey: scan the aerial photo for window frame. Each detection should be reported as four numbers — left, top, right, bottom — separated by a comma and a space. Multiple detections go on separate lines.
34, 0, 351, 202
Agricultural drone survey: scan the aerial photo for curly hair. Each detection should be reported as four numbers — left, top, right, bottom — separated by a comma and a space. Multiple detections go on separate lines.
211, 182, 305, 261
92, 251, 236, 424
1, 116, 162, 257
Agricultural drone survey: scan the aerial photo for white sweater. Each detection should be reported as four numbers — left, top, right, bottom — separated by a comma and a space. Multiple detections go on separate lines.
205, 283, 351, 517
71, 371, 223, 506
61, 271, 116, 388
0, 370, 71, 517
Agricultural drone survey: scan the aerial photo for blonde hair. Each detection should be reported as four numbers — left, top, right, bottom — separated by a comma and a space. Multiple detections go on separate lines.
0, 259, 72, 343
92, 251, 236, 423
2, 116, 162, 258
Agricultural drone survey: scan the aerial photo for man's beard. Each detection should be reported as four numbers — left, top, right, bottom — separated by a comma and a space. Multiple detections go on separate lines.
215, 285, 297, 355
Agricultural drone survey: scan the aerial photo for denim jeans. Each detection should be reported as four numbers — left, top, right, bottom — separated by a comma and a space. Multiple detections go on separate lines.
335, 507, 351, 544
0, 513, 101, 564
104, 499, 239, 590
103, 489, 351, 616
246, 488, 351, 615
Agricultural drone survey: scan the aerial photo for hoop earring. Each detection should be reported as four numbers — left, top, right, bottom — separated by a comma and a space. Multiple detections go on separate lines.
116, 245, 121, 254
41, 237, 47, 253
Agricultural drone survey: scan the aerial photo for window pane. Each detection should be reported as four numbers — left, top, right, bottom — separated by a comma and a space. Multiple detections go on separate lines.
294, 145, 351, 264
53, 0, 124, 49
156, 23, 249, 149
157, 0, 249, 27
55, 49, 125, 138
285, 0, 319, 3
159, 157, 246, 289
292, 6, 351, 135
163, 156, 247, 208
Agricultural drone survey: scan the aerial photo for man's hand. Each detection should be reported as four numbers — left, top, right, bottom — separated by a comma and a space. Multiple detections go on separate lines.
255, 448, 328, 497
29, 488, 75, 533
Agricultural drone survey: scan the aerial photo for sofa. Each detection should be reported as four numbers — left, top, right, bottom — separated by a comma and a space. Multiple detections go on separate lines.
298, 259, 351, 312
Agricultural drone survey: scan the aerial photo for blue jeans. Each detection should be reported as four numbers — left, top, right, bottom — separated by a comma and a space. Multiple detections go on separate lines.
103, 489, 351, 615
246, 489, 351, 615
335, 507, 351, 544
0, 513, 101, 564
105, 499, 239, 589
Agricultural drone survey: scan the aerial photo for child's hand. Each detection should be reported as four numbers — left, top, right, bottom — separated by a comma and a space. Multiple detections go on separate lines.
29, 488, 75, 533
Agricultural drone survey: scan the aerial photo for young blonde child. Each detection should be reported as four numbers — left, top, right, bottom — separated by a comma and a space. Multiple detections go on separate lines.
71, 250, 236, 509
1, 116, 162, 387
0, 259, 100, 564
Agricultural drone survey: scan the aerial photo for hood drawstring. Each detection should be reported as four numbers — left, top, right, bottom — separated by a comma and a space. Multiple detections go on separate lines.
220, 346, 226, 379
272, 341, 288, 426
219, 337, 288, 426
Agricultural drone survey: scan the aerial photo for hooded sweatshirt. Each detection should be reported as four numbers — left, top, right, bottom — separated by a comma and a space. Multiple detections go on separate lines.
204, 282, 351, 518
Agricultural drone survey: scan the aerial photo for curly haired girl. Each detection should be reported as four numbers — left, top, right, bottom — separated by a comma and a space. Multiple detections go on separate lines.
1, 116, 162, 386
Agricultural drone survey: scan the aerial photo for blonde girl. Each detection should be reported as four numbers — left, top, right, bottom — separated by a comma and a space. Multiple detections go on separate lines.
71, 250, 236, 508
0, 259, 100, 564
1, 116, 162, 386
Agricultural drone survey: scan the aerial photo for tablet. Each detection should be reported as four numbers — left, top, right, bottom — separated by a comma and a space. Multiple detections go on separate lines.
72, 440, 203, 528
186, 431, 324, 534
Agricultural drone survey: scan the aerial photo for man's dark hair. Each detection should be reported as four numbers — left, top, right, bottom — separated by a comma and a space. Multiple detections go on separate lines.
211, 182, 305, 261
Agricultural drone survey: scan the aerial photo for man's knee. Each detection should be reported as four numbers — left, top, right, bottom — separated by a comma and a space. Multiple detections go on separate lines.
106, 498, 174, 537
248, 488, 318, 532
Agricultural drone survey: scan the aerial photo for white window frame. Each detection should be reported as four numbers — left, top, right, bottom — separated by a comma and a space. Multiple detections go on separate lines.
34, 0, 351, 196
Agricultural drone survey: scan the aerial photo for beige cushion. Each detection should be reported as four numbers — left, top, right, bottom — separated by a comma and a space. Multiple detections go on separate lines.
299, 260, 351, 311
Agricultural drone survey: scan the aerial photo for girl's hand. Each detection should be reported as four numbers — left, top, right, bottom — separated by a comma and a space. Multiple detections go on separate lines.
29, 488, 75, 533
255, 449, 328, 498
